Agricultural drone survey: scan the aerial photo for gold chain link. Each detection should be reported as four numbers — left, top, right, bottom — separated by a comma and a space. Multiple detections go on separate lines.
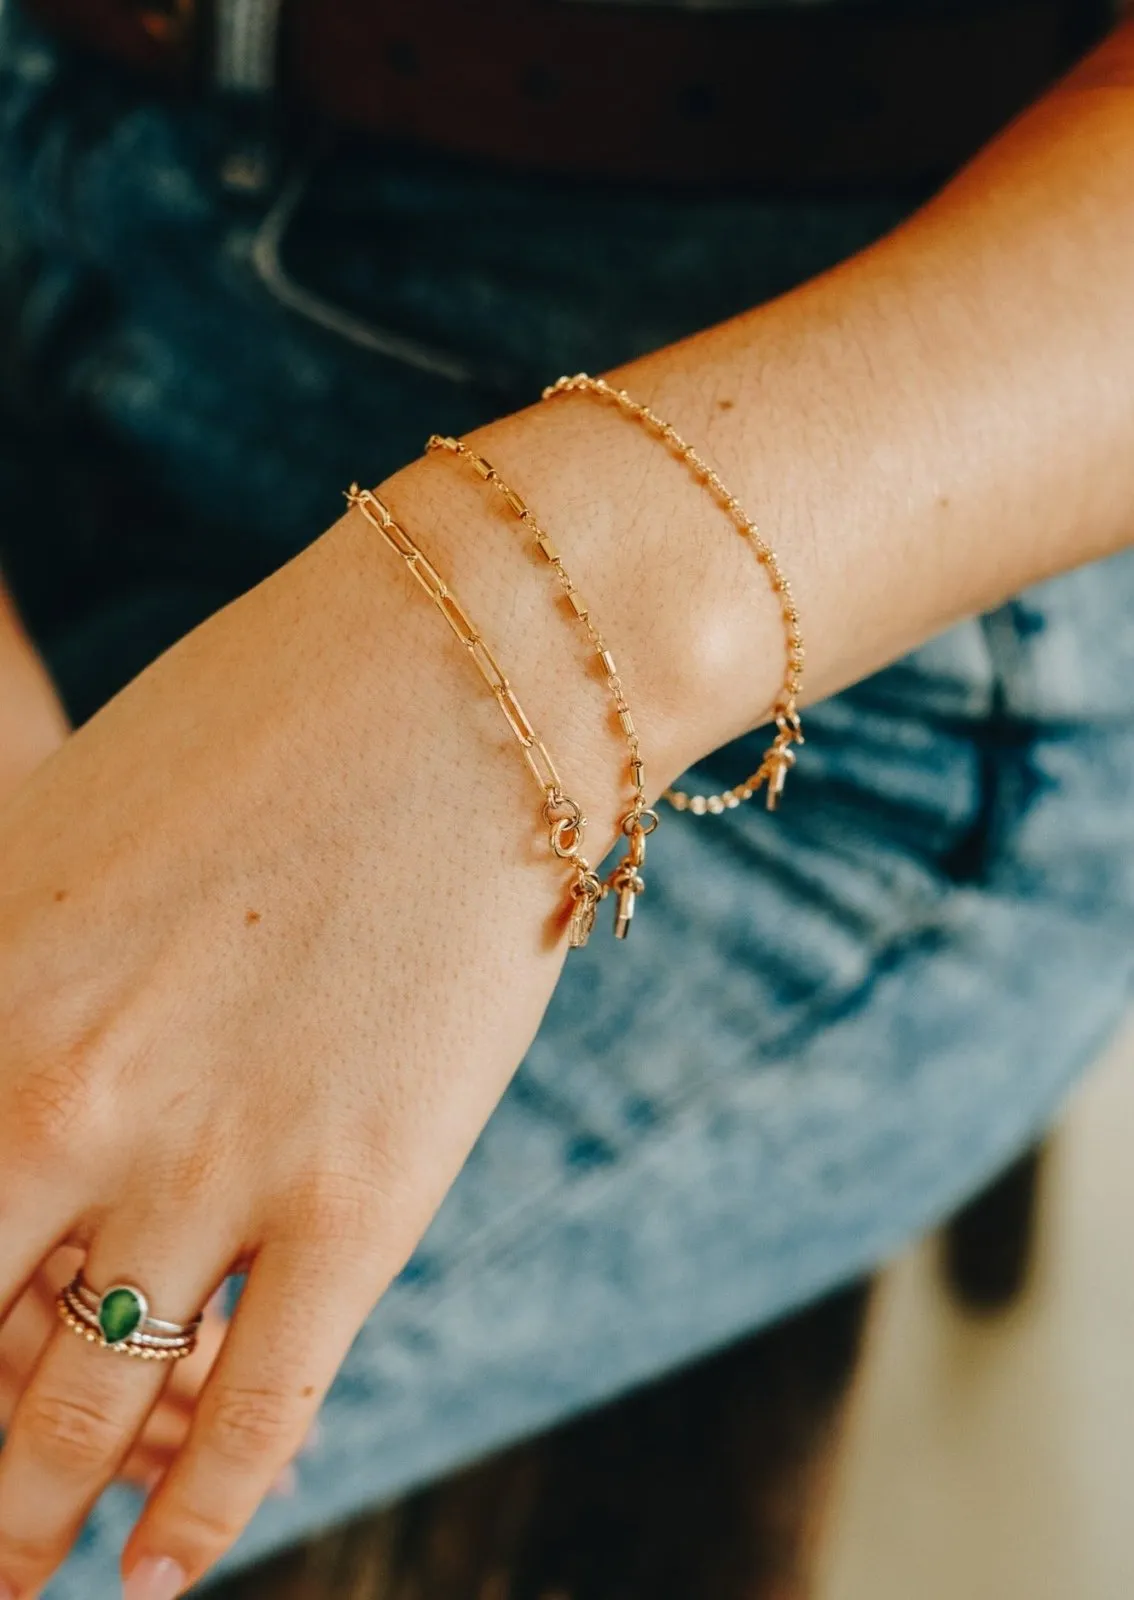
423, 436, 659, 943
425, 435, 649, 822
542, 373, 805, 814
346, 484, 602, 939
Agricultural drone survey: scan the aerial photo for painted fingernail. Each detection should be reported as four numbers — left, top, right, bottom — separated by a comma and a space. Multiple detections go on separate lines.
272, 1464, 298, 1497
123, 1555, 188, 1600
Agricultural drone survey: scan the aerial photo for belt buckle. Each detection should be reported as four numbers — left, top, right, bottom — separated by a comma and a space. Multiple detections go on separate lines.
129, 0, 196, 50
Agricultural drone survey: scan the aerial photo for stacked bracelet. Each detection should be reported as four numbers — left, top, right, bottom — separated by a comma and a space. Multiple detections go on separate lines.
350, 377, 804, 952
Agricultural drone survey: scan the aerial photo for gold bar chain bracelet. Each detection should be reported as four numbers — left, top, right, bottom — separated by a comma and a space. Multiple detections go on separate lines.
543, 373, 806, 816
425, 434, 659, 943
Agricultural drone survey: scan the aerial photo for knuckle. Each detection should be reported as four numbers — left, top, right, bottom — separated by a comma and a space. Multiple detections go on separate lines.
158, 1139, 230, 1205
22, 1388, 125, 1473
288, 1169, 386, 1247
206, 1384, 295, 1464
11, 1061, 98, 1159
153, 1493, 245, 1555
0, 1523, 62, 1583
5, 1029, 121, 1169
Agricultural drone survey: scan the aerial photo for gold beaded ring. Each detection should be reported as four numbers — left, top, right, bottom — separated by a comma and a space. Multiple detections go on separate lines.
543, 373, 805, 816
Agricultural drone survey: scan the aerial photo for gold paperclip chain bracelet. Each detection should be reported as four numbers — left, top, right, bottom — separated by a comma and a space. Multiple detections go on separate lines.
346, 484, 605, 943
425, 433, 658, 944
543, 373, 805, 815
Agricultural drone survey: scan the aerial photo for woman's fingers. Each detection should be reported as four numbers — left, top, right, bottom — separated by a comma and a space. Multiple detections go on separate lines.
125, 1240, 376, 1598
151, 1295, 228, 1411
0, 1295, 306, 1495
0, 1330, 167, 1594
0, 1274, 60, 1393
0, 1215, 75, 1332
0, 1278, 227, 1491
0, 1234, 223, 1600
0, 1249, 87, 1411
122, 1309, 232, 1488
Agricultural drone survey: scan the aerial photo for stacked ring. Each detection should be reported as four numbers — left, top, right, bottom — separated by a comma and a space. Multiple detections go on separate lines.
56, 1275, 202, 1362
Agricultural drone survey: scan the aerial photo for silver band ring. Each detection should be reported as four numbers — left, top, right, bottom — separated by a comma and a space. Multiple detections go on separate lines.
57, 1275, 202, 1362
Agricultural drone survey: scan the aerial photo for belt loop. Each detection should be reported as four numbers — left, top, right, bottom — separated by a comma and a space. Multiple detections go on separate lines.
209, 0, 286, 194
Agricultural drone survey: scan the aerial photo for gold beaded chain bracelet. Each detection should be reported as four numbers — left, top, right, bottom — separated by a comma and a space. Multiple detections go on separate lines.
543, 373, 805, 816
345, 483, 607, 946
425, 433, 658, 944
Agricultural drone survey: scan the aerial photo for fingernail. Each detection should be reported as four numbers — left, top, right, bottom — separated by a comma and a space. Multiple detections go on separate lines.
271, 1464, 298, 1497
123, 1555, 188, 1600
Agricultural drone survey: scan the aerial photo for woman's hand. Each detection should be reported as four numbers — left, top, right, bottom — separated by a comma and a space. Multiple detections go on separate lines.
0, 581, 232, 1497
0, 495, 605, 1600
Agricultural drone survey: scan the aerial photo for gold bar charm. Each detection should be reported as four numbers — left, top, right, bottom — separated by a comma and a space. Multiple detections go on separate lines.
765, 748, 795, 811
610, 869, 645, 939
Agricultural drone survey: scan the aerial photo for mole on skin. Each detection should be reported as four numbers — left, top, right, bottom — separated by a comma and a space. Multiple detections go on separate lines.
245, 909, 262, 925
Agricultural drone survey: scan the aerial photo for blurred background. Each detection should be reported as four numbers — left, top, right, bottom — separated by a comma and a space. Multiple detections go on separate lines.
819, 1017, 1134, 1600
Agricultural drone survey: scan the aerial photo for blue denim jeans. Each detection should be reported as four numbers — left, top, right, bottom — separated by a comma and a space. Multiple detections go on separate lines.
1, 5, 1133, 1594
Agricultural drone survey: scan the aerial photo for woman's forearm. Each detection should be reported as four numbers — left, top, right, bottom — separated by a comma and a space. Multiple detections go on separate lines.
376, 20, 1134, 824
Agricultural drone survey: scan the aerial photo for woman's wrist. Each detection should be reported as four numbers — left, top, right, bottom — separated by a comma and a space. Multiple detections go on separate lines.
373, 387, 791, 840
350, 9, 1134, 863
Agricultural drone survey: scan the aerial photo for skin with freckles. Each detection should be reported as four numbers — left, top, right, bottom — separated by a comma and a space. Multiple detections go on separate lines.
0, 600, 296, 1505
0, 586, 227, 1488
0, 23, 1133, 1600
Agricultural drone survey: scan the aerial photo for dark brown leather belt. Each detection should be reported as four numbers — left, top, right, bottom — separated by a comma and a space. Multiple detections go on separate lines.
22, 0, 1105, 186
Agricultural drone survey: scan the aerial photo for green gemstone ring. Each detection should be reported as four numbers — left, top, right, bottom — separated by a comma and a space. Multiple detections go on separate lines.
57, 1274, 202, 1362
